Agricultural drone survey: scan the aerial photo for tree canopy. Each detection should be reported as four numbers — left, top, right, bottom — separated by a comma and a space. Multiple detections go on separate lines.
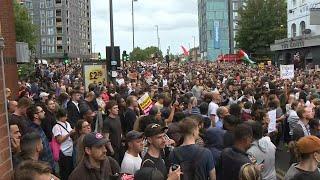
129, 46, 163, 61
235, 0, 287, 55
14, 0, 38, 51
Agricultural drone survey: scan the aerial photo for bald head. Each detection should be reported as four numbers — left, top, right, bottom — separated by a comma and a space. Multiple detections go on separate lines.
217, 106, 229, 119
8, 101, 18, 114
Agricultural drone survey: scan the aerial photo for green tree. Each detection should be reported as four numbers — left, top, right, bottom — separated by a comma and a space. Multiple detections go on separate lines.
14, 0, 38, 51
235, 0, 287, 56
129, 47, 147, 61
129, 46, 163, 61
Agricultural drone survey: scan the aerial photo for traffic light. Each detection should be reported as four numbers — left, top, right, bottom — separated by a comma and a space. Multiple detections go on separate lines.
63, 52, 69, 65
98, 52, 101, 60
122, 50, 129, 61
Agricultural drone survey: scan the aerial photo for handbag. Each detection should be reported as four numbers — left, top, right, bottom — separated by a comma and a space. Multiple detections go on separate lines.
50, 122, 70, 161
50, 137, 61, 162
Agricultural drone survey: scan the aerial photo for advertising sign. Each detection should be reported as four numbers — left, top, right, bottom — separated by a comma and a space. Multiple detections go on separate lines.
83, 63, 107, 90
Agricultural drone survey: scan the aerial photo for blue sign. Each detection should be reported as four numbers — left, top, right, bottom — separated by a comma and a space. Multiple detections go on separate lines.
214, 21, 220, 49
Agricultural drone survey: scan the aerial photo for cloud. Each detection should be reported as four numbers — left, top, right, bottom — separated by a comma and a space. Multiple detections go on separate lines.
92, 0, 198, 58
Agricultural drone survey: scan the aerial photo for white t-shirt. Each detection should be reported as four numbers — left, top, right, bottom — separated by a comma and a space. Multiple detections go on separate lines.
52, 121, 73, 157
120, 152, 142, 175
208, 101, 219, 123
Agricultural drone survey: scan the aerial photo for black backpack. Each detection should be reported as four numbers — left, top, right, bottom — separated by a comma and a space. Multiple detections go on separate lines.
172, 146, 206, 180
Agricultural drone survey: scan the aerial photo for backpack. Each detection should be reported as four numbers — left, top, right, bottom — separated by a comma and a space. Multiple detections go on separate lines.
172, 146, 205, 180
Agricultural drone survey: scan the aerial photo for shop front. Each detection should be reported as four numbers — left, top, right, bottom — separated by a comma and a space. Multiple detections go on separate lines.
270, 35, 320, 69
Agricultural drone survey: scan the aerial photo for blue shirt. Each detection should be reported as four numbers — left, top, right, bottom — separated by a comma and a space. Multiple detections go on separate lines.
29, 123, 55, 170
216, 119, 223, 129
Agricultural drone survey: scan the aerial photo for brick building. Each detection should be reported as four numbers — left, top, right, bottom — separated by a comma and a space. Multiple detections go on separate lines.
0, 0, 18, 179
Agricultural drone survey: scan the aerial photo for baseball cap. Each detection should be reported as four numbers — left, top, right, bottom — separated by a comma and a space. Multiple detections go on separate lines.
39, 92, 49, 98
296, 135, 320, 154
126, 130, 144, 142
144, 123, 168, 137
83, 132, 108, 148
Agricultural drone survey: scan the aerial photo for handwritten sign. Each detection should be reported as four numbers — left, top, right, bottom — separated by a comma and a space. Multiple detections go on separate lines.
268, 109, 277, 133
137, 93, 153, 115
280, 65, 294, 79
83, 64, 107, 91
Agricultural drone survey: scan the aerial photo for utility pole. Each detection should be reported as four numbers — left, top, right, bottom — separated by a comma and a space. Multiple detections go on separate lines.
228, 0, 232, 54
109, 0, 116, 79
193, 35, 196, 61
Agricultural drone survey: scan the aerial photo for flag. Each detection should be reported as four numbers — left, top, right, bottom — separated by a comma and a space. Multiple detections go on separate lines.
238, 50, 255, 64
181, 46, 189, 56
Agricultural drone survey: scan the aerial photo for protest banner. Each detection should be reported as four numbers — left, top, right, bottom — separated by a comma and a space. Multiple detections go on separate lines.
280, 65, 294, 79
137, 93, 153, 114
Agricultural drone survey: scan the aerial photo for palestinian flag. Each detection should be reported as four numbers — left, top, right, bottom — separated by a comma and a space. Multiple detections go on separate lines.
238, 50, 255, 64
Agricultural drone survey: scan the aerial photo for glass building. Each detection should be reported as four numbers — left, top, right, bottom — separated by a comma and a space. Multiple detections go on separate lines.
198, 0, 245, 61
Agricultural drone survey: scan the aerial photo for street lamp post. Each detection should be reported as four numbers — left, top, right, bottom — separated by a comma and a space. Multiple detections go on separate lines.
155, 25, 160, 55
192, 35, 196, 61
132, 0, 137, 50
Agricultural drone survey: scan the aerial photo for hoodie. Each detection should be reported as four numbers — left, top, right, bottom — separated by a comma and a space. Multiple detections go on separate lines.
247, 136, 277, 180
205, 127, 225, 165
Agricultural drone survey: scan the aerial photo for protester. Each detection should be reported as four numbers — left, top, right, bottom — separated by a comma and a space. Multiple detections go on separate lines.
14, 160, 59, 180
205, 127, 225, 166
216, 107, 229, 129
246, 120, 276, 180
285, 136, 320, 180
52, 108, 75, 180
216, 123, 254, 180
121, 130, 144, 175
169, 117, 216, 180
123, 96, 138, 134
9, 97, 32, 135
103, 100, 123, 162
27, 105, 54, 170
239, 163, 261, 180
42, 99, 57, 142
10, 120, 22, 156
141, 123, 168, 178
67, 90, 82, 128
69, 132, 120, 180
14, 132, 43, 167
74, 119, 92, 166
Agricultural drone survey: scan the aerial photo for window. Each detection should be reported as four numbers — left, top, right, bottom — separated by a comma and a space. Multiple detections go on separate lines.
47, 37, 55, 45
300, 21, 306, 35
292, 0, 296, 7
233, 12, 238, 20
42, 46, 47, 54
47, 46, 55, 53
41, 27, 46, 35
41, 19, 46, 26
291, 23, 297, 37
40, 2, 45, 8
47, 27, 54, 35
40, 10, 46, 18
47, 10, 54, 17
233, 2, 239, 10
47, 18, 54, 26
41, 38, 46, 45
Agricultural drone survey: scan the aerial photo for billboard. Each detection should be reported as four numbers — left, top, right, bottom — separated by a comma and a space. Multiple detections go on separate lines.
213, 21, 220, 49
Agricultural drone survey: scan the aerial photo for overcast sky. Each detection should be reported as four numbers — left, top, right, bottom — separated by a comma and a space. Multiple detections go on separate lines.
91, 0, 199, 58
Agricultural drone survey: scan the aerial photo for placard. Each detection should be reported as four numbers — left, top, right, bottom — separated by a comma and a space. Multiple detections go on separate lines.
137, 93, 153, 115
280, 65, 294, 79
268, 109, 277, 133
83, 63, 107, 91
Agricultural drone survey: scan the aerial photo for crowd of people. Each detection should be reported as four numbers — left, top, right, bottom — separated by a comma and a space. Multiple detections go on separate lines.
6, 59, 320, 180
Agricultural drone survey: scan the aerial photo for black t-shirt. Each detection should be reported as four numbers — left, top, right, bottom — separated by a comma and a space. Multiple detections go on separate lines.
102, 116, 122, 150
216, 146, 252, 180
141, 152, 168, 178
169, 144, 215, 179
123, 108, 137, 134
291, 169, 320, 180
